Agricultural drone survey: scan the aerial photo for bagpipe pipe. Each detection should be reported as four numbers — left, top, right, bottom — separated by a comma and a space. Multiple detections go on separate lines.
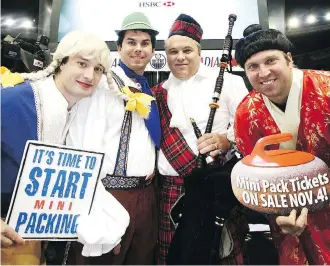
167, 14, 243, 265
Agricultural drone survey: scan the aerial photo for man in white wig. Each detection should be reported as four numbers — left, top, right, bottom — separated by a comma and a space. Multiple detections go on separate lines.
1, 31, 129, 265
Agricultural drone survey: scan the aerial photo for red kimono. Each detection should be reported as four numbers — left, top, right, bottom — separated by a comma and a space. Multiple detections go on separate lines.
234, 69, 330, 264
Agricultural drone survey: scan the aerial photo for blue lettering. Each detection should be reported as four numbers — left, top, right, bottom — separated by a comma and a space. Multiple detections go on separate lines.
51, 170, 66, 198
71, 215, 80, 234
36, 213, 47, 233
45, 213, 57, 233
55, 214, 62, 233
64, 171, 80, 198
60, 214, 72, 233
42, 168, 56, 196
15, 212, 27, 232
80, 172, 92, 199
25, 167, 42, 196
24, 213, 37, 233
46, 151, 55, 165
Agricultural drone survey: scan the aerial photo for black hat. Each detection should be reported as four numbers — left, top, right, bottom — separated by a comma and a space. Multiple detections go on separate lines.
168, 14, 203, 43
235, 24, 293, 67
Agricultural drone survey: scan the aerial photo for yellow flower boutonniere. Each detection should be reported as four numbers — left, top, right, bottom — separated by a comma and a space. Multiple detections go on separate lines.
122, 86, 155, 119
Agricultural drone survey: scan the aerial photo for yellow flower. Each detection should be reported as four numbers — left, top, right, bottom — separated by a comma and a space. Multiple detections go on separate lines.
0, 66, 24, 88
122, 86, 155, 119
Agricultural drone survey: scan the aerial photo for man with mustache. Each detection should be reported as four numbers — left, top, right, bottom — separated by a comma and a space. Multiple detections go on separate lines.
234, 24, 330, 265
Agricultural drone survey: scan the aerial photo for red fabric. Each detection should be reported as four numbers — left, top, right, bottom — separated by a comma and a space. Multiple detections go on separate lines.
153, 83, 197, 178
234, 69, 330, 265
157, 176, 185, 265
153, 82, 196, 264
153, 83, 249, 265
170, 20, 203, 42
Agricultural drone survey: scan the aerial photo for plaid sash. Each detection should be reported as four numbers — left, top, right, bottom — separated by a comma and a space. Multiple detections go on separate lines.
152, 83, 196, 178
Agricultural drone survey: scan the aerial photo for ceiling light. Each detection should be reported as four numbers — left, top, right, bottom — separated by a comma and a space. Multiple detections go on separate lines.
306, 15, 317, 24
4, 18, 15, 26
288, 17, 300, 28
325, 12, 330, 21
20, 20, 33, 28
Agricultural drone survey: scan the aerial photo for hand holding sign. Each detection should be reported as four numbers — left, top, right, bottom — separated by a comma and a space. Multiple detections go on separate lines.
276, 208, 308, 237
1, 220, 25, 247
231, 134, 330, 216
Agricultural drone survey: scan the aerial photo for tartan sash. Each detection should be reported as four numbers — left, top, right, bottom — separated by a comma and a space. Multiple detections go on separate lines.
152, 83, 196, 178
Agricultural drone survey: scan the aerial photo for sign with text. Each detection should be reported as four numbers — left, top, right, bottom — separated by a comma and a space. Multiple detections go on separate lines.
6, 141, 104, 240
58, 0, 259, 41
110, 50, 243, 72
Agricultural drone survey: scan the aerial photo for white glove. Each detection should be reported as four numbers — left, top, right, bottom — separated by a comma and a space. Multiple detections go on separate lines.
77, 182, 130, 257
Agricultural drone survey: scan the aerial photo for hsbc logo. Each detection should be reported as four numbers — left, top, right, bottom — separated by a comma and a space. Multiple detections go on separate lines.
139, 1, 175, 7
163, 1, 175, 6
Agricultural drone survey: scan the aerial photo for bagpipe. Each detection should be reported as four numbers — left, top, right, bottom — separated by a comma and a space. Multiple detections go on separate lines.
166, 14, 243, 265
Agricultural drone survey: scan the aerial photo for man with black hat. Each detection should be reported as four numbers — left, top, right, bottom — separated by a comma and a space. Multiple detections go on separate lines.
67, 12, 160, 264
152, 14, 249, 264
234, 24, 330, 265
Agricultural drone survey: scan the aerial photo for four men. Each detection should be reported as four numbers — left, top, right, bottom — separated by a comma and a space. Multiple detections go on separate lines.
1, 11, 329, 266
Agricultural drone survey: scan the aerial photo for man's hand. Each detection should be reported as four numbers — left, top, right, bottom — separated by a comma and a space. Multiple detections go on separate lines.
1, 220, 25, 247
197, 133, 231, 157
276, 208, 308, 236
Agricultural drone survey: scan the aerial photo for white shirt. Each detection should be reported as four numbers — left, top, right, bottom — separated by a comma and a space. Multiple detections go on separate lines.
33, 76, 77, 144
262, 68, 303, 150
158, 64, 248, 176
67, 68, 155, 177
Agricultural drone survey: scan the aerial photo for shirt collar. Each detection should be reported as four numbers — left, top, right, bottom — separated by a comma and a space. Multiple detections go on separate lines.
163, 63, 210, 90
37, 76, 69, 109
291, 68, 303, 93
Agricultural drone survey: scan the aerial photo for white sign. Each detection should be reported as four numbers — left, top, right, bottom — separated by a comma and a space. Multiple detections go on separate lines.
58, 0, 259, 41
110, 50, 243, 71
6, 141, 104, 240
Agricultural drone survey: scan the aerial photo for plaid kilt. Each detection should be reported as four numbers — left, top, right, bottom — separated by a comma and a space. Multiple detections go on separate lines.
157, 175, 185, 265
152, 83, 249, 265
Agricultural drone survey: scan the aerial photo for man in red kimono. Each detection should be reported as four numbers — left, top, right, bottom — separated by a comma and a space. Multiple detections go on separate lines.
234, 24, 330, 265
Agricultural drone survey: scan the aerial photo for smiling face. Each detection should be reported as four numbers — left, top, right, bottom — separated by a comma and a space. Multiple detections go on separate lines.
245, 50, 294, 104
55, 55, 104, 108
165, 35, 201, 80
117, 30, 154, 75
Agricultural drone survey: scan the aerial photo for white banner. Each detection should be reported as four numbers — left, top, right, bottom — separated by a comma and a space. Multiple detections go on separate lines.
58, 0, 259, 41
6, 141, 104, 240
110, 50, 243, 71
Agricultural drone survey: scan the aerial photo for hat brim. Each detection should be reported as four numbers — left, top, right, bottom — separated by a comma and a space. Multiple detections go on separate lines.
115, 23, 159, 36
